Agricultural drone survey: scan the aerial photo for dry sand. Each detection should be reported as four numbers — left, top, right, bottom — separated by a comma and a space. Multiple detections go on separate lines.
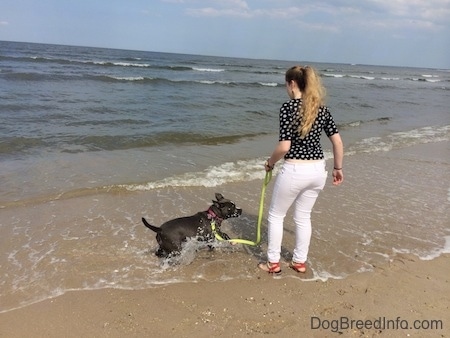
0, 253, 448, 337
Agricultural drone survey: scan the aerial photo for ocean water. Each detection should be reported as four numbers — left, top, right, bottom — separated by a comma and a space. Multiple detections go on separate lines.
1, 41, 449, 313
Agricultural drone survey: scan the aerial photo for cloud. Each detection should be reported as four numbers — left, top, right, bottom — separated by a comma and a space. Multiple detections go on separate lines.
182, 0, 450, 32
185, 0, 252, 17
316, 0, 450, 27
0, 21, 9, 26
186, 7, 251, 18
421, 6, 450, 25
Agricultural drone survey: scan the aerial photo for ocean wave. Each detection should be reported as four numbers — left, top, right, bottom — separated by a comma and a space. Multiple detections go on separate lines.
117, 124, 450, 191
197, 80, 279, 87
0, 136, 46, 155
83, 75, 172, 84
1, 70, 280, 87
323, 73, 345, 78
58, 124, 441, 195
87, 75, 152, 83
259, 82, 278, 87
338, 117, 391, 129
2, 125, 447, 209
93, 60, 151, 68
323, 73, 383, 81
322, 72, 443, 83
410, 77, 441, 83
322, 73, 379, 80
0, 130, 267, 156
121, 57, 142, 61
107, 76, 146, 81
1, 72, 76, 82
0, 157, 270, 206
0, 54, 220, 72
193, 67, 225, 72
351, 75, 375, 80
65, 118, 150, 127
199, 80, 232, 85
0, 55, 132, 69
2, 59, 444, 88
119, 158, 268, 191
83, 75, 280, 88
346, 124, 450, 155
67, 132, 266, 151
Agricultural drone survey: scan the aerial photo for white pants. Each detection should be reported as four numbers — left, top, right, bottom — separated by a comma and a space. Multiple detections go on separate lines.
267, 160, 327, 263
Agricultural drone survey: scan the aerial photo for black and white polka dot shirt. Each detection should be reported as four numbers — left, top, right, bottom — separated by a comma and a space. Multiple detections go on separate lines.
279, 99, 339, 160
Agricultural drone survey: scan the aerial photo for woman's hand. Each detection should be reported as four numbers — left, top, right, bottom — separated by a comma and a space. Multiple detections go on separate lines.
332, 168, 343, 185
264, 159, 274, 172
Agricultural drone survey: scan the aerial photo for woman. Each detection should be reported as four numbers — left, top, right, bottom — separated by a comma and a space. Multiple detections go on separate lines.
259, 65, 344, 274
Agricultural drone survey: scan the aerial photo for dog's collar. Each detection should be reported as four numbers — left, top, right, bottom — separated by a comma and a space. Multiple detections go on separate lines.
207, 207, 223, 222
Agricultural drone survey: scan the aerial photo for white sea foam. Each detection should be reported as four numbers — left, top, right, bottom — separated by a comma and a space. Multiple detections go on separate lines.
323, 73, 344, 78
115, 125, 449, 192
120, 158, 269, 191
308, 269, 347, 282
199, 80, 231, 85
347, 125, 450, 155
411, 77, 441, 83
443, 236, 450, 254
110, 76, 145, 81
392, 235, 450, 261
259, 82, 278, 87
78, 59, 151, 68
112, 61, 150, 68
193, 67, 225, 72
350, 75, 375, 80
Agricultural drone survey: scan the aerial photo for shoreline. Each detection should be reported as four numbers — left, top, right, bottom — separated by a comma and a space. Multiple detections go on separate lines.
1, 253, 448, 337
1, 141, 449, 325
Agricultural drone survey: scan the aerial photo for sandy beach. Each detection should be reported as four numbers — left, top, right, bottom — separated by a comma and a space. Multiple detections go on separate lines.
0, 253, 448, 337
1, 141, 448, 338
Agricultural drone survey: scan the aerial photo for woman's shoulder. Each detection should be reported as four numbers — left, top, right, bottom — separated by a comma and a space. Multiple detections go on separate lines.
280, 99, 299, 111
283, 98, 301, 104
318, 105, 331, 115
282, 98, 301, 108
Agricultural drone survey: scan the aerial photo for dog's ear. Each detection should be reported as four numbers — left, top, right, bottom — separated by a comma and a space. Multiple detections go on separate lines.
215, 193, 224, 201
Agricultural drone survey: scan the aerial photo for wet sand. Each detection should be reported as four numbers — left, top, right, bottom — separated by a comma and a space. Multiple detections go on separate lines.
0, 253, 448, 337
1, 141, 449, 337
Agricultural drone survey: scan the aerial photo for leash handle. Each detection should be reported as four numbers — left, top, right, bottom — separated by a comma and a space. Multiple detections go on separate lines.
215, 171, 272, 246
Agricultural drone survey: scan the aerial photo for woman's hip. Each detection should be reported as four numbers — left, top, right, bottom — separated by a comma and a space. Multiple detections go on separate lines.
281, 159, 326, 175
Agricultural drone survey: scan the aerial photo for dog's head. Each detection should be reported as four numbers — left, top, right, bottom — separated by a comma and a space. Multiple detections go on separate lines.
212, 193, 242, 220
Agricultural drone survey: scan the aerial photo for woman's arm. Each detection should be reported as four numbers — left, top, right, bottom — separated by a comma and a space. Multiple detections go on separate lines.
329, 133, 344, 185
265, 140, 291, 171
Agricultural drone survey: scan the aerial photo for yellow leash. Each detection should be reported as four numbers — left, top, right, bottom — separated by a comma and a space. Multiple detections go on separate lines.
212, 170, 272, 246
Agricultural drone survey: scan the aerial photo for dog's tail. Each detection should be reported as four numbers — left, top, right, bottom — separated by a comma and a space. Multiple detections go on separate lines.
141, 217, 161, 233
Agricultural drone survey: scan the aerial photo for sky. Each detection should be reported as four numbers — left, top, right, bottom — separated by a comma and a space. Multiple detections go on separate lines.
1, 0, 449, 69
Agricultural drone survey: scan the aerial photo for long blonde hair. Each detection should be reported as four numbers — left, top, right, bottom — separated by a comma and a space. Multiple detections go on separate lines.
285, 66, 326, 138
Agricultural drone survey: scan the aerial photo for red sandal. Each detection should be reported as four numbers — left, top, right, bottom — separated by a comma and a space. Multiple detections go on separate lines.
258, 262, 281, 274
289, 261, 306, 273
